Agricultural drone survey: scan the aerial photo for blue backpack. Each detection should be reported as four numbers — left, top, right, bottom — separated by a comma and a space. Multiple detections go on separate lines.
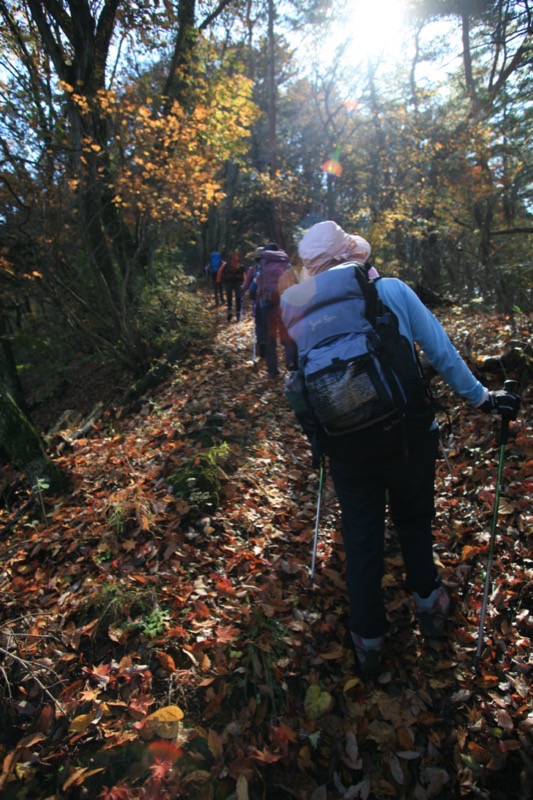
208, 252, 222, 273
281, 264, 433, 438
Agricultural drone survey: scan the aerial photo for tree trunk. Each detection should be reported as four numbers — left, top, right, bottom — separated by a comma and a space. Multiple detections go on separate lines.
0, 383, 65, 493
0, 316, 26, 412
163, 0, 198, 112
267, 0, 284, 245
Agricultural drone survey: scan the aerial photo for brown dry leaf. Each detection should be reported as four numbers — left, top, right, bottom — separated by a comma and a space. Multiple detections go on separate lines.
501, 739, 522, 751
156, 650, 176, 672
181, 769, 213, 784
122, 538, 137, 551
495, 708, 514, 733
15, 732, 46, 749
396, 726, 414, 750
62, 767, 105, 790
367, 719, 395, 746
377, 692, 416, 727
207, 728, 223, 759
216, 624, 240, 643
372, 776, 398, 796
462, 544, 482, 560
319, 643, 346, 660
35, 706, 55, 735
468, 741, 490, 763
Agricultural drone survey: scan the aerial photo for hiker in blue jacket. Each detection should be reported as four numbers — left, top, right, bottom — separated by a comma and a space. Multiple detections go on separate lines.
205, 251, 225, 306
281, 220, 520, 674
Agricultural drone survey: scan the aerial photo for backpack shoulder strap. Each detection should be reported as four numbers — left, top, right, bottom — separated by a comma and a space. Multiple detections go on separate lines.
287, 262, 300, 284
352, 264, 381, 327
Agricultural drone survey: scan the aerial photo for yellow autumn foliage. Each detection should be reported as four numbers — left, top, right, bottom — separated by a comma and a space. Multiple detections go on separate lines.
145, 704, 184, 738
80, 65, 258, 229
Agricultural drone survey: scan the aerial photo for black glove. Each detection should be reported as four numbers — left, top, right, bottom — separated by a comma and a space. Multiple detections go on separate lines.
296, 414, 323, 468
480, 389, 520, 419
310, 433, 322, 470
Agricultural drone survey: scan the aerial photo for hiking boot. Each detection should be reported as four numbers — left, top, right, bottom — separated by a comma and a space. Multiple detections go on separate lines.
350, 632, 384, 675
414, 585, 450, 638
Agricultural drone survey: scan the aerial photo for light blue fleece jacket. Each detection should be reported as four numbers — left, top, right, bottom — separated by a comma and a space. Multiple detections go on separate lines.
375, 277, 488, 406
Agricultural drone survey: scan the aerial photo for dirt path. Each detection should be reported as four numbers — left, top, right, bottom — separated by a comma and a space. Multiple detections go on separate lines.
0, 302, 530, 800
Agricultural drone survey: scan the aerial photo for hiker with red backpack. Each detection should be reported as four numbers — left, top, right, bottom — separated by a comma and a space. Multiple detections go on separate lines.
250, 243, 298, 379
217, 251, 246, 321
280, 220, 520, 674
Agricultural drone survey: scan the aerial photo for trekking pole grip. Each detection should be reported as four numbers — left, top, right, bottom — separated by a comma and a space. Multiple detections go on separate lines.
500, 379, 519, 446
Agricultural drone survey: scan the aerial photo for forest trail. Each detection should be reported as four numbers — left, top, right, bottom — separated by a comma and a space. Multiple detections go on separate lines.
0, 301, 531, 800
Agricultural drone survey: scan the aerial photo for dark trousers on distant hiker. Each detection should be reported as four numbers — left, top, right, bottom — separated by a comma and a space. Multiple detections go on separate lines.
224, 280, 242, 321
328, 424, 440, 639
210, 273, 224, 306
256, 301, 297, 377
251, 301, 265, 356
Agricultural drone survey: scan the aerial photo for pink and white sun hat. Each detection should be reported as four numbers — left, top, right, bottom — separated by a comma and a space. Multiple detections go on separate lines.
298, 220, 373, 276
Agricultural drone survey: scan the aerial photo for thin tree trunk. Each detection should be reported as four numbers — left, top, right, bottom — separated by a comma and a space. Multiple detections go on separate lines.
267, 0, 284, 245
0, 316, 26, 411
0, 383, 65, 493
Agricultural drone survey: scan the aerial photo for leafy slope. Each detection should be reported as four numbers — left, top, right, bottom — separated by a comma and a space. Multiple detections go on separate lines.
0, 304, 531, 800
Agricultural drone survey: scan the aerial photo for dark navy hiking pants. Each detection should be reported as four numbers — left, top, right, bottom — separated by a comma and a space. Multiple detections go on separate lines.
224, 279, 242, 320
329, 425, 440, 638
256, 301, 297, 377
210, 273, 224, 305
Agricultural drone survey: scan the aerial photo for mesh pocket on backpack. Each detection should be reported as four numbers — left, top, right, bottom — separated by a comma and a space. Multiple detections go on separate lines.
306, 357, 394, 434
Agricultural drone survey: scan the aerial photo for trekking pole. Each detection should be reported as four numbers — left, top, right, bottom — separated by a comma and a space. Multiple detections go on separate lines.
310, 458, 325, 584
475, 379, 518, 664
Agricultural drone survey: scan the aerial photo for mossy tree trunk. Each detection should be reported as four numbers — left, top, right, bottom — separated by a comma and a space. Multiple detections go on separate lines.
0, 383, 65, 493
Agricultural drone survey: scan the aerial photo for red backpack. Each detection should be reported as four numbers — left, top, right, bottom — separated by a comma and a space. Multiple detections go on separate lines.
224, 252, 244, 281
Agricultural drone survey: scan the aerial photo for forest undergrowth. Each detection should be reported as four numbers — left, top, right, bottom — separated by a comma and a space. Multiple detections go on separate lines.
0, 298, 531, 800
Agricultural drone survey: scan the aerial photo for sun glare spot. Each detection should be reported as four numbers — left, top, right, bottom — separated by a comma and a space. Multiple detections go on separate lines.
321, 0, 408, 65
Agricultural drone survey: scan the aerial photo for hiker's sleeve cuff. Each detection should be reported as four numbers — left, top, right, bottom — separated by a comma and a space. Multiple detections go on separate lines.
474, 388, 490, 407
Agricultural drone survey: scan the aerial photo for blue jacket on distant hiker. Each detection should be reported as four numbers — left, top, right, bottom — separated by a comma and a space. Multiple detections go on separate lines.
206, 251, 225, 306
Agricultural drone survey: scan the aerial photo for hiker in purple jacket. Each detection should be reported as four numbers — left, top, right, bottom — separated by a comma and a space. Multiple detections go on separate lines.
243, 247, 264, 356
252, 243, 298, 379
281, 220, 520, 674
